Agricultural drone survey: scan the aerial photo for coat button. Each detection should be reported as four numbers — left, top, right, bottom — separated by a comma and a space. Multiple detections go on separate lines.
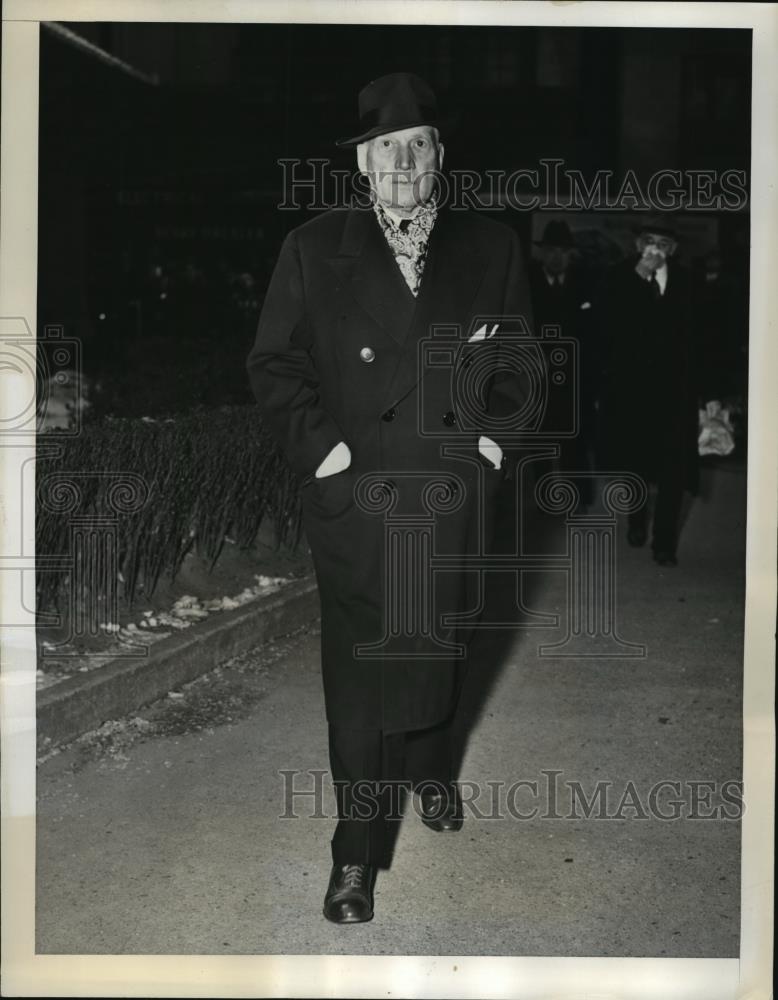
443, 410, 456, 427
359, 347, 375, 363
381, 407, 396, 422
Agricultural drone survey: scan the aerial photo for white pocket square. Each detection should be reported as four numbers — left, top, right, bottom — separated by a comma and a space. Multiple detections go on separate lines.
580, 301, 591, 310
468, 322, 499, 343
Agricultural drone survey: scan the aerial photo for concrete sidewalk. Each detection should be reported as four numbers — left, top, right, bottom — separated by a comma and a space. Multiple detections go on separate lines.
36, 461, 744, 956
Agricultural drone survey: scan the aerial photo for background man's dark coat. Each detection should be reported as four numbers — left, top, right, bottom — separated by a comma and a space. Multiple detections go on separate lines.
596, 255, 699, 496
692, 269, 747, 403
247, 204, 532, 733
528, 257, 599, 493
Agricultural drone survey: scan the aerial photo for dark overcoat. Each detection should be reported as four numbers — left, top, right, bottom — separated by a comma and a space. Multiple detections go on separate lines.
596, 256, 699, 494
527, 259, 599, 448
247, 204, 533, 732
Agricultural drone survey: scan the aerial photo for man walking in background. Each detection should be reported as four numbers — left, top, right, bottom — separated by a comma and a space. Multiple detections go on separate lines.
247, 72, 532, 923
597, 220, 699, 567
528, 219, 597, 507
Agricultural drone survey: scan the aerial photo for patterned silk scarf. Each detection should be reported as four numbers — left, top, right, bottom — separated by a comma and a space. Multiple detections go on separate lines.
373, 198, 438, 297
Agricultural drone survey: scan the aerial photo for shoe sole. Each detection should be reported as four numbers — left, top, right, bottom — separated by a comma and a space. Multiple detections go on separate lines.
421, 819, 463, 832
322, 908, 374, 924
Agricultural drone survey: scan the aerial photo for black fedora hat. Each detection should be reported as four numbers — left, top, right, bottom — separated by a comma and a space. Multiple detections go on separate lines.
336, 72, 438, 147
634, 215, 678, 240
534, 220, 576, 248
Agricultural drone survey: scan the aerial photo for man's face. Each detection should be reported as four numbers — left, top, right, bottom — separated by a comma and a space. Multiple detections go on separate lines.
636, 232, 678, 268
540, 245, 572, 277
359, 126, 444, 215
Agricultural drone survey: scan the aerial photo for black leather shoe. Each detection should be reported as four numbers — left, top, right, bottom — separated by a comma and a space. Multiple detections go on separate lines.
653, 550, 678, 567
419, 787, 463, 832
627, 527, 647, 547
322, 863, 375, 923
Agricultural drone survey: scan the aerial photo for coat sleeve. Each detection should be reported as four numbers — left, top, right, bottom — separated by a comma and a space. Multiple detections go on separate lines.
484, 229, 534, 445
246, 231, 346, 482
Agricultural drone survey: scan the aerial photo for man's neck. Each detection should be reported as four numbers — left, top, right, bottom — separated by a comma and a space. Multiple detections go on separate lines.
380, 201, 429, 225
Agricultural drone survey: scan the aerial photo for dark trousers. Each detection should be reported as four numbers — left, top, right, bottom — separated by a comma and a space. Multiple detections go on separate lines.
328, 717, 454, 866
628, 478, 684, 554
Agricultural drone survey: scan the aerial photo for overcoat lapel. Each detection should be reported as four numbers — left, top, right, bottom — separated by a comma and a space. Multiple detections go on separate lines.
380, 207, 489, 409
420, 207, 489, 321
326, 207, 416, 345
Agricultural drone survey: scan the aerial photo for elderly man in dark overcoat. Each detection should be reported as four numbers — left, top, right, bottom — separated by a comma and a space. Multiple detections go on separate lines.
597, 220, 699, 566
247, 72, 532, 923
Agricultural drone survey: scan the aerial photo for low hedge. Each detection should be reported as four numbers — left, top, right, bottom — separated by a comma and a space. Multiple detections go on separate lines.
36, 405, 301, 612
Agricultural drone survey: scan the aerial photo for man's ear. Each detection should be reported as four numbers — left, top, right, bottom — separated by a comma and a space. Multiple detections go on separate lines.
356, 141, 369, 175
437, 141, 445, 171
667, 241, 678, 258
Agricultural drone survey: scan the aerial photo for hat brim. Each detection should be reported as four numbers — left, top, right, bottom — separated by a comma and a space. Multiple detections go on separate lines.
533, 239, 576, 248
335, 118, 439, 147
634, 222, 678, 240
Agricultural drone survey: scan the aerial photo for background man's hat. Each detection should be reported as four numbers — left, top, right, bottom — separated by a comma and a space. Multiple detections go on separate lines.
336, 72, 438, 147
534, 220, 576, 248
635, 215, 678, 240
